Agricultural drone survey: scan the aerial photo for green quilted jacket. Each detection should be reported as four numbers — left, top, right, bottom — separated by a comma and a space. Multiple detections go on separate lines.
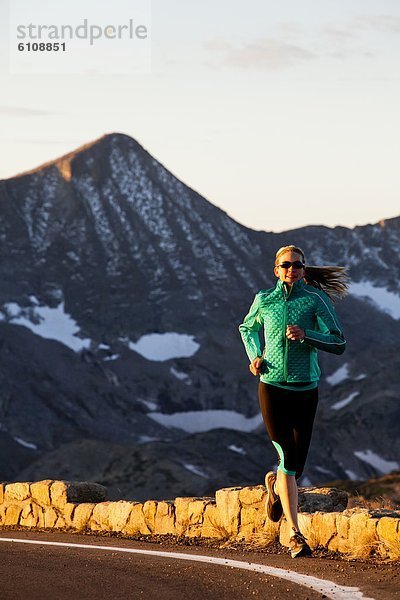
239, 279, 346, 384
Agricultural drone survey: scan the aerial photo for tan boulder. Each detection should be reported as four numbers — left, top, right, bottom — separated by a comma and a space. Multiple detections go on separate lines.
239, 485, 266, 507
4, 504, 23, 526
376, 517, 400, 559
62, 503, 77, 528
312, 511, 337, 547
202, 503, 224, 539
91, 502, 112, 531
30, 480, 53, 507
174, 497, 199, 536
215, 487, 241, 536
347, 510, 379, 558
43, 507, 58, 528
143, 500, 158, 534
108, 501, 135, 532
19, 503, 39, 528
154, 501, 175, 535
54, 515, 67, 528
0, 483, 5, 504
185, 499, 213, 538
5, 482, 31, 502
72, 503, 96, 531
123, 503, 151, 535
238, 505, 258, 540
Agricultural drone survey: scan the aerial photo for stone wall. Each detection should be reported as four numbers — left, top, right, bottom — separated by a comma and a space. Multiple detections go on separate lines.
1, 480, 399, 559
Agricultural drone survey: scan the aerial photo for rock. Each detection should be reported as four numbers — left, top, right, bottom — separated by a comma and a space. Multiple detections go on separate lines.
43, 507, 58, 528
51, 481, 107, 508
72, 503, 96, 531
30, 480, 53, 507
143, 500, 158, 534
239, 485, 266, 507
376, 517, 400, 559
91, 502, 112, 531
108, 501, 134, 532
215, 487, 241, 536
347, 510, 379, 558
4, 505, 23, 526
186, 499, 212, 538
123, 503, 151, 535
238, 486, 268, 540
312, 511, 337, 547
19, 503, 38, 528
54, 515, 66, 528
174, 497, 199, 536
0, 483, 5, 504
202, 503, 224, 539
239, 506, 259, 540
298, 487, 348, 513
62, 503, 77, 528
155, 501, 175, 535
4, 482, 31, 502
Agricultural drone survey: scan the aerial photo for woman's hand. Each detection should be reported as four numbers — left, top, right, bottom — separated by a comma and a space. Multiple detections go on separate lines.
286, 324, 305, 341
249, 357, 263, 376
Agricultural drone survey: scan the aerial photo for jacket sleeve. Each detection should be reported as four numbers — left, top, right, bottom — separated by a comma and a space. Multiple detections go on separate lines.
303, 292, 346, 355
238, 293, 264, 362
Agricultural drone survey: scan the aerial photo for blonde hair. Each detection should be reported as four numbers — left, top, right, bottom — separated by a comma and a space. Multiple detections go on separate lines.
275, 245, 349, 300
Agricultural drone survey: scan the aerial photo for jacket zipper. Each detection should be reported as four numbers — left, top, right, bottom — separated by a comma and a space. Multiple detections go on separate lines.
283, 284, 293, 381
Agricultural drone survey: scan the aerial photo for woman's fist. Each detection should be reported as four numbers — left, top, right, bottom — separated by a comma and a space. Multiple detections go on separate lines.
286, 325, 305, 341
249, 357, 263, 376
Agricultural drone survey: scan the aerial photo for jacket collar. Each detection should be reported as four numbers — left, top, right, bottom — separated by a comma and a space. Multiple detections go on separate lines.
275, 278, 306, 296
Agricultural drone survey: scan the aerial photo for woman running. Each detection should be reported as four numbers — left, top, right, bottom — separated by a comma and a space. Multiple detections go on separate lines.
239, 245, 348, 558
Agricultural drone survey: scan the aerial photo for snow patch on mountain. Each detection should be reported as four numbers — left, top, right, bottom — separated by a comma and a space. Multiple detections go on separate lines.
228, 444, 247, 455
184, 463, 209, 478
128, 333, 200, 361
345, 469, 359, 481
354, 450, 399, 474
350, 281, 400, 320
149, 409, 263, 433
326, 363, 350, 386
13, 436, 38, 450
331, 391, 360, 410
170, 366, 190, 382
0, 301, 91, 352
103, 354, 120, 361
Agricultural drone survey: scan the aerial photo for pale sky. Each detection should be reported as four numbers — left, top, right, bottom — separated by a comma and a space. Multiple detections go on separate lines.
0, 0, 399, 232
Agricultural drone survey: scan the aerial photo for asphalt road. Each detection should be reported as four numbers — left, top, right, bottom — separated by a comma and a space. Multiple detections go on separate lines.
0, 531, 398, 600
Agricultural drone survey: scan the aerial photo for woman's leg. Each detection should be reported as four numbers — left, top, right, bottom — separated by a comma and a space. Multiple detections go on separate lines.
277, 388, 318, 532
292, 388, 319, 480
259, 383, 299, 528
275, 470, 299, 532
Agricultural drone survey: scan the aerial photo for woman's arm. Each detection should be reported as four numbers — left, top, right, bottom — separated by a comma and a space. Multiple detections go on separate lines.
302, 290, 346, 355
238, 293, 264, 362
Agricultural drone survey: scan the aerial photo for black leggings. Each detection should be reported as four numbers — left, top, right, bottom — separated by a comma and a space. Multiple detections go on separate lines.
258, 382, 318, 479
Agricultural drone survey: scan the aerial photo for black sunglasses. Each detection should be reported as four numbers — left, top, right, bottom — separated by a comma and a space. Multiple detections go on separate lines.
277, 261, 305, 269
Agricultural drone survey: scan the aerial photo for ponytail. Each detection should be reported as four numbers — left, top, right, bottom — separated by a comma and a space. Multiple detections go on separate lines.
275, 245, 350, 301
304, 265, 349, 300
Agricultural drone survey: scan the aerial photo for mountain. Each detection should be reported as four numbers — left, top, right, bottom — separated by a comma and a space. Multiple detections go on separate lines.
0, 133, 399, 499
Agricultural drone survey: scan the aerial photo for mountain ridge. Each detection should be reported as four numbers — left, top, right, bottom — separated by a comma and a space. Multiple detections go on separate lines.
5, 131, 398, 234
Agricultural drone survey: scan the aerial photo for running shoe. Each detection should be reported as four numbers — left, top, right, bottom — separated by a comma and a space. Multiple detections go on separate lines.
289, 530, 312, 558
264, 471, 283, 522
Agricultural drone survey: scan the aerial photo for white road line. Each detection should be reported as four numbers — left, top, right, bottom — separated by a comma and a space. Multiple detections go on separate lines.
0, 537, 374, 600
